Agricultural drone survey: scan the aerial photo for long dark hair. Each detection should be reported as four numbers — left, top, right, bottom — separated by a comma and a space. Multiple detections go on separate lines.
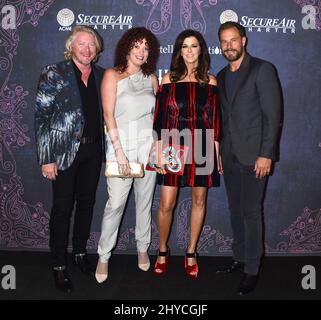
170, 29, 210, 83
114, 27, 159, 76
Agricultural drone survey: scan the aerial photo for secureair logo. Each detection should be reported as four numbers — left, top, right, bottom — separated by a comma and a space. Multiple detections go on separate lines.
57, 8, 133, 31
220, 9, 296, 34
57, 8, 75, 29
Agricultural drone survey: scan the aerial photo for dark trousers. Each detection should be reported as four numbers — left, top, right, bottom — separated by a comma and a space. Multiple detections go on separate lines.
223, 153, 267, 275
49, 142, 102, 267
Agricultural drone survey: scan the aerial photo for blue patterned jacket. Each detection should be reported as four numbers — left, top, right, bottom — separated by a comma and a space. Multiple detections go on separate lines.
35, 60, 105, 170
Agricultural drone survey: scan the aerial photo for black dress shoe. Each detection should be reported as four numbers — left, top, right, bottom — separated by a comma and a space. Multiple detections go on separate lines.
53, 268, 73, 293
72, 254, 94, 275
238, 273, 258, 295
215, 260, 244, 274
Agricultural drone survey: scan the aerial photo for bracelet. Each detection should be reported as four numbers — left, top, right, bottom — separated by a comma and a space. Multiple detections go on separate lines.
114, 146, 122, 153
112, 140, 122, 152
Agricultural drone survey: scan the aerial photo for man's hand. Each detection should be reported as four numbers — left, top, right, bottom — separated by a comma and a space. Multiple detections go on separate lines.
254, 157, 272, 179
42, 163, 58, 180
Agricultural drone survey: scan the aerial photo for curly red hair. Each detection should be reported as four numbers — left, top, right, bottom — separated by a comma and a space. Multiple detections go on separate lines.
114, 27, 159, 76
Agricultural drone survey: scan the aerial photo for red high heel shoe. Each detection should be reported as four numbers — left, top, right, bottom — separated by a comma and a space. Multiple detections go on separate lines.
154, 248, 170, 276
184, 252, 199, 279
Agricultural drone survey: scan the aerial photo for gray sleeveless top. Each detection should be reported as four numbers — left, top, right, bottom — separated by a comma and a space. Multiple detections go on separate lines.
107, 70, 155, 156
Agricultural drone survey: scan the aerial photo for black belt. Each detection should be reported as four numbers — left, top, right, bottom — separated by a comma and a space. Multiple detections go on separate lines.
79, 136, 100, 144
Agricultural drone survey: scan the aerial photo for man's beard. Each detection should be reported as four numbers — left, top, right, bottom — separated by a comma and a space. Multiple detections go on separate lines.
222, 46, 244, 62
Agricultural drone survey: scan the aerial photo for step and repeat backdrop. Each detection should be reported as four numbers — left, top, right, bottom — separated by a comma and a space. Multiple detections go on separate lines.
0, 0, 320, 255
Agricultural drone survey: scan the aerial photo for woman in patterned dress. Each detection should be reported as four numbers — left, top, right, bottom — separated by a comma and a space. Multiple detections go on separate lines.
153, 29, 222, 278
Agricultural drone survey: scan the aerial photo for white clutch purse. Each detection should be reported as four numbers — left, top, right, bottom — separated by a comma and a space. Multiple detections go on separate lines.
105, 161, 145, 178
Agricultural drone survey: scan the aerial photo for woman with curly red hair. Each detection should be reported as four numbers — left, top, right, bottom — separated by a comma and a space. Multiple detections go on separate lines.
95, 27, 159, 283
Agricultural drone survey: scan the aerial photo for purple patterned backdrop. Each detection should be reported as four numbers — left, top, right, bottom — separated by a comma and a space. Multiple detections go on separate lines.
0, 0, 320, 255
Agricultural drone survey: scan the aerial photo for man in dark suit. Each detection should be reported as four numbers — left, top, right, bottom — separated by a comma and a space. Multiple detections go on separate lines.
35, 26, 105, 293
216, 21, 282, 295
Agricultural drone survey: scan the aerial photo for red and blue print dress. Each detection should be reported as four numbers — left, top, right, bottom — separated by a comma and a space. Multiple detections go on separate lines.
153, 82, 220, 187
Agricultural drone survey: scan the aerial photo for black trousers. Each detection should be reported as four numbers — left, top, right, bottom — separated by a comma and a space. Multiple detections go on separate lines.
223, 153, 267, 275
49, 142, 102, 267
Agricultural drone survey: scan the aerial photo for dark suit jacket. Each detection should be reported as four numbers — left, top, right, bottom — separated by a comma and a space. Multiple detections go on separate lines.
217, 53, 282, 166
34, 60, 105, 170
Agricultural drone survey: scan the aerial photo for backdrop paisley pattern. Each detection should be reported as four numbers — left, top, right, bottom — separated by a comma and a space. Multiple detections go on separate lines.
0, 0, 320, 255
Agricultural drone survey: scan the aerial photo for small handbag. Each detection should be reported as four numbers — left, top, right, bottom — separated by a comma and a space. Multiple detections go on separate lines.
145, 143, 189, 175
105, 161, 145, 178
